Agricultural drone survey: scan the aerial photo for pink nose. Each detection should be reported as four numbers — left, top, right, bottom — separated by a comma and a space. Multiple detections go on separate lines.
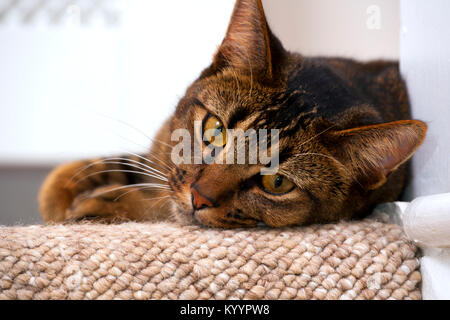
191, 187, 214, 210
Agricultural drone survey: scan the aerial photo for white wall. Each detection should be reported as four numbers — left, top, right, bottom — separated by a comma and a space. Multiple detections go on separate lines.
0, 0, 235, 165
400, 0, 450, 198
0, 1, 400, 225
263, 0, 399, 60
0, 0, 399, 166
400, 2, 450, 299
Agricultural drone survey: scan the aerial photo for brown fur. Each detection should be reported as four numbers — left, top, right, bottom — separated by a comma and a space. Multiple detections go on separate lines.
39, 0, 427, 228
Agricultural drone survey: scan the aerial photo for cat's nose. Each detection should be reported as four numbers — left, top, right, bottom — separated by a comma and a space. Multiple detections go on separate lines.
191, 186, 214, 210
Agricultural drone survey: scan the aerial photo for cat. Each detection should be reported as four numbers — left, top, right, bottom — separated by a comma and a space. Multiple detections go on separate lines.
39, 0, 427, 228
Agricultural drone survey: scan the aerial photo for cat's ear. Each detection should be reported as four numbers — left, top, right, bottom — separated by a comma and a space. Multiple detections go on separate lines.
212, 0, 285, 79
327, 120, 427, 190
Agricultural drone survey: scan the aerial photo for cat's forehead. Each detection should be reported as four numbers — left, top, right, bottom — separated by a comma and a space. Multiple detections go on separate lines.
196, 75, 320, 154
195, 88, 312, 150
194, 59, 372, 134
196, 73, 289, 130
197, 74, 264, 121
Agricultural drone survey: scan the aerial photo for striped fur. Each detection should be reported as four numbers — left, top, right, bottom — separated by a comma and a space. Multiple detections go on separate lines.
39, 0, 426, 227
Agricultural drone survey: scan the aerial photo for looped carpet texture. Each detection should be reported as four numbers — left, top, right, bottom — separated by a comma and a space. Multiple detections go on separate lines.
0, 218, 421, 300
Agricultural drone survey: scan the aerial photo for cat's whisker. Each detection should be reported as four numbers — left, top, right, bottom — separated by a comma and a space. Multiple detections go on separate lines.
231, 69, 241, 97
150, 138, 174, 150
140, 195, 173, 202
67, 158, 129, 187
113, 188, 172, 202
221, 54, 242, 106
75, 169, 169, 185
83, 183, 171, 200
293, 152, 363, 189
67, 157, 167, 186
108, 129, 173, 171
147, 152, 175, 172
98, 161, 168, 181
67, 160, 103, 186
229, 70, 240, 109
109, 156, 167, 177
121, 151, 170, 177
98, 114, 175, 172
242, 45, 254, 99
113, 131, 149, 151
297, 124, 338, 150
112, 133, 173, 172
116, 144, 174, 179
119, 147, 173, 173
100, 114, 174, 149
97, 157, 167, 177
142, 196, 172, 219
296, 152, 350, 174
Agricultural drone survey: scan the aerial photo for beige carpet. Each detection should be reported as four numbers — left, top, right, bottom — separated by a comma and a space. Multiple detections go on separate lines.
0, 218, 421, 300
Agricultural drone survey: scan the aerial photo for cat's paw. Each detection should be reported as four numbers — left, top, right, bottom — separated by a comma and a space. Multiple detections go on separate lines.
39, 157, 171, 223
65, 184, 147, 222
38, 159, 138, 223
39, 160, 92, 222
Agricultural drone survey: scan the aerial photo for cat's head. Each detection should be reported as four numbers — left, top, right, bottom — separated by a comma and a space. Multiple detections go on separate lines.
165, 0, 427, 228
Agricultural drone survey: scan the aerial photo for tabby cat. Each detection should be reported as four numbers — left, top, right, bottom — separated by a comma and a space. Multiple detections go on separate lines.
39, 0, 427, 228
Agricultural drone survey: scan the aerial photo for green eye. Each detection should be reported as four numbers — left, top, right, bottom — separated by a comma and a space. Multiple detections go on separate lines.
203, 115, 227, 147
261, 174, 295, 195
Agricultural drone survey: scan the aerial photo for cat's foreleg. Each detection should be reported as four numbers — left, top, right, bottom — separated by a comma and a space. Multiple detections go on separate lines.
38, 155, 172, 223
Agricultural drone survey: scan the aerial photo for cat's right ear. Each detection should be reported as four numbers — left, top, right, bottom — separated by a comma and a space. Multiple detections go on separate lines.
325, 120, 427, 190
208, 0, 286, 80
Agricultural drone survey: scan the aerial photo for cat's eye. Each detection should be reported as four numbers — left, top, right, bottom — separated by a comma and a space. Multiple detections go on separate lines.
203, 115, 227, 148
261, 174, 295, 195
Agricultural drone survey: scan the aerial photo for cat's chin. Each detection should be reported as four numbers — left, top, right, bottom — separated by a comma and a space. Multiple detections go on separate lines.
174, 214, 197, 226
171, 204, 201, 226
170, 201, 266, 229
169, 201, 216, 227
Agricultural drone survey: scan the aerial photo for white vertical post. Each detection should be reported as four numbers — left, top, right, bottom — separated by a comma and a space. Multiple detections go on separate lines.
400, 0, 450, 300
400, 0, 450, 199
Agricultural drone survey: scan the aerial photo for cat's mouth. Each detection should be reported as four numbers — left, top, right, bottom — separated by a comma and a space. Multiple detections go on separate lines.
172, 204, 208, 227
168, 167, 261, 228
172, 198, 260, 228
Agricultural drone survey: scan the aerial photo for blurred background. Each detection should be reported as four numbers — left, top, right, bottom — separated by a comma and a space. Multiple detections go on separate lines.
0, 0, 401, 225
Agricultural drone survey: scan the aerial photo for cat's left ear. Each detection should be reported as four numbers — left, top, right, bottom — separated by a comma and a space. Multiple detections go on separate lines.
212, 0, 285, 80
326, 120, 427, 190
